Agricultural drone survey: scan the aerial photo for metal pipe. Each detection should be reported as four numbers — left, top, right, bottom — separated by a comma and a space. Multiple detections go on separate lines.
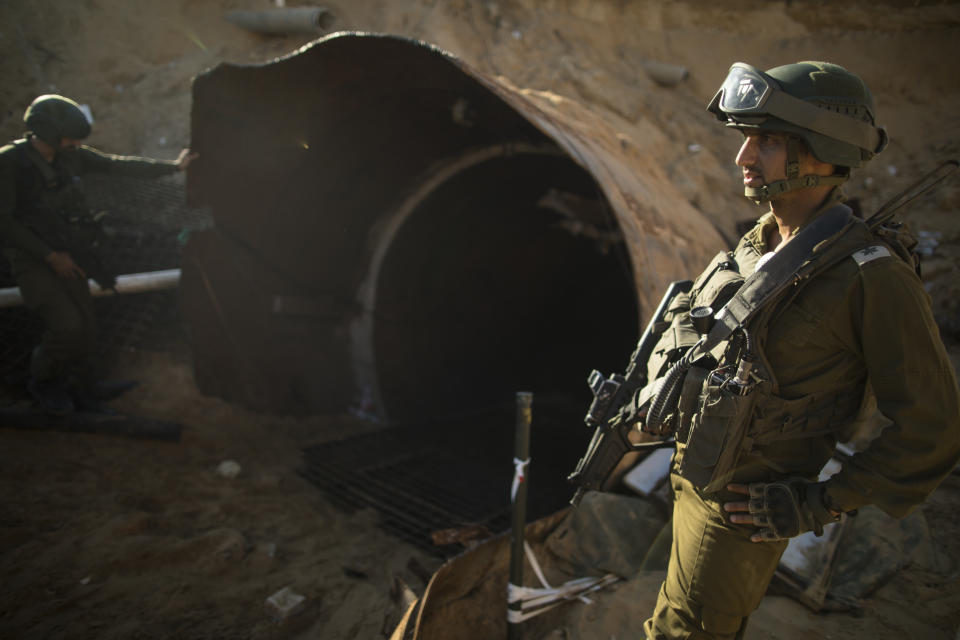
641, 59, 689, 87
225, 8, 332, 36
508, 391, 533, 639
0, 268, 181, 309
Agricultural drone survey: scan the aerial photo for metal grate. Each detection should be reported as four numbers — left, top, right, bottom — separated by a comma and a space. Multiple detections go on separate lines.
300, 406, 584, 556
300, 424, 514, 556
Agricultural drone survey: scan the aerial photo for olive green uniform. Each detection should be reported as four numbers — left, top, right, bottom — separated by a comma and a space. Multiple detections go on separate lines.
643, 200, 960, 639
0, 139, 178, 383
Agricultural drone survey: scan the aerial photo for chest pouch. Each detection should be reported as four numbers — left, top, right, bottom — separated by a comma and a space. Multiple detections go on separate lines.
690, 251, 746, 312
675, 367, 760, 494
644, 253, 748, 433
673, 365, 711, 443
647, 290, 700, 381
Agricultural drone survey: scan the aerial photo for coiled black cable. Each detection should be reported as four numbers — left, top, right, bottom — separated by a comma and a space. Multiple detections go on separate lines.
644, 343, 699, 435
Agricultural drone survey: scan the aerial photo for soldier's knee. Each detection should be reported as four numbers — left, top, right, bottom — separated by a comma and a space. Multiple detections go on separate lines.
651, 579, 748, 639
648, 602, 745, 639
699, 605, 745, 638
47, 308, 91, 352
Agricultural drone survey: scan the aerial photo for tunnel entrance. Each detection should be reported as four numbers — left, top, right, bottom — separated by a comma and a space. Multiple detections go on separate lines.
185, 32, 726, 553
303, 147, 642, 554
369, 147, 640, 421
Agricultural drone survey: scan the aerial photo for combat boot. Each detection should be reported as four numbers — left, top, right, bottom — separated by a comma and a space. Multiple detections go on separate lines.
92, 379, 139, 402
70, 380, 137, 414
27, 377, 75, 416
64, 364, 137, 412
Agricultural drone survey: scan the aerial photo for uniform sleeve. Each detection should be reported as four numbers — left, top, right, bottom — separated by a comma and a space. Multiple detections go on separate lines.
0, 148, 54, 260
823, 255, 960, 518
74, 145, 179, 179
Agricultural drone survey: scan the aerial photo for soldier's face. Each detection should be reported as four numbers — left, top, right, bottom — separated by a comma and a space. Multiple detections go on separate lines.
58, 137, 82, 152
735, 131, 789, 190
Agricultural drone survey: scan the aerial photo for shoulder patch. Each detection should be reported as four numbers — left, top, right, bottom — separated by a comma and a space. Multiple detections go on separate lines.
851, 245, 891, 267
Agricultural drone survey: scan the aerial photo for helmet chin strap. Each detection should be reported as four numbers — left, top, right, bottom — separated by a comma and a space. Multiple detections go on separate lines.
745, 136, 848, 204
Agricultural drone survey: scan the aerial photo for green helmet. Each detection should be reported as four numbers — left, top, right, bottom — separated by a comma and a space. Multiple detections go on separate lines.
707, 61, 888, 202
24, 94, 91, 146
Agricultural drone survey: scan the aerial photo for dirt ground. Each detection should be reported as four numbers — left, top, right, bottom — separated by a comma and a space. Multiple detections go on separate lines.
1, 1, 959, 638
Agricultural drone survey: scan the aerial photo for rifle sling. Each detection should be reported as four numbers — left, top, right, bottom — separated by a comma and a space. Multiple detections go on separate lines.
17, 139, 61, 189
699, 203, 853, 357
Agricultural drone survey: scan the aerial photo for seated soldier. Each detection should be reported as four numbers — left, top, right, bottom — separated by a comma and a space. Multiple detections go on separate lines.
0, 94, 197, 414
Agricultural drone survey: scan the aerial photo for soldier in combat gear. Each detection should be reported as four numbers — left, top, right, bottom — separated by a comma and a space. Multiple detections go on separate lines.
632, 62, 960, 638
0, 94, 197, 415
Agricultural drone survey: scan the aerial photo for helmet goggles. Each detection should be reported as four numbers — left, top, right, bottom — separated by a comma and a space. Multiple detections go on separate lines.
707, 62, 885, 155
711, 63, 775, 114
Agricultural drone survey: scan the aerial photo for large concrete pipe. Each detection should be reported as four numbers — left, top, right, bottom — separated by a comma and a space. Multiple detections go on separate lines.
183, 32, 724, 421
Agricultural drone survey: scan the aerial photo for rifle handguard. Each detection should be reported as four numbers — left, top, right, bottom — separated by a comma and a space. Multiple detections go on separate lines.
568, 280, 693, 504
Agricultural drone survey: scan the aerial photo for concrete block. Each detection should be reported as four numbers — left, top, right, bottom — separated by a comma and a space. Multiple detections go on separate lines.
265, 586, 306, 623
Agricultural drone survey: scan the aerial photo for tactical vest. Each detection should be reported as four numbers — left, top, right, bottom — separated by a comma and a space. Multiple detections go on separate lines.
8, 139, 114, 288
655, 213, 920, 493
11, 139, 91, 250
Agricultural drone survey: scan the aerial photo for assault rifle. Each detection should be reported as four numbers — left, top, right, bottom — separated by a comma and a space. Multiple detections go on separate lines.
568, 279, 692, 506
566, 161, 960, 507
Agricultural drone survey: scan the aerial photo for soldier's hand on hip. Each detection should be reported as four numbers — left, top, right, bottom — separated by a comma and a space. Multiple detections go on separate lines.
45, 251, 87, 279
724, 479, 840, 542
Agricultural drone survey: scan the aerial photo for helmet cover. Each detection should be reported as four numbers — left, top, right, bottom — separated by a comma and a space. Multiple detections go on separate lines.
707, 61, 887, 168
24, 94, 92, 146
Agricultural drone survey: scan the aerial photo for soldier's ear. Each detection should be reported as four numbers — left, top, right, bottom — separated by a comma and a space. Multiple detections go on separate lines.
798, 140, 835, 176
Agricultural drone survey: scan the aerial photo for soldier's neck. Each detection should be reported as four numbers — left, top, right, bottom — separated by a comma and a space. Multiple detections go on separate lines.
29, 136, 57, 164
766, 186, 833, 251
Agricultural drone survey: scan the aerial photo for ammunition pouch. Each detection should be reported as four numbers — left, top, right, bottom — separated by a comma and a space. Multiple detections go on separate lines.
675, 368, 759, 493
644, 251, 748, 432
647, 290, 698, 380
690, 250, 746, 312
665, 208, 880, 494
650, 251, 747, 374
673, 365, 712, 443
675, 373, 864, 494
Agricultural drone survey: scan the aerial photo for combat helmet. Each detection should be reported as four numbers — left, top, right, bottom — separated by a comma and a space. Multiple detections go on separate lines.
24, 94, 92, 147
707, 61, 888, 203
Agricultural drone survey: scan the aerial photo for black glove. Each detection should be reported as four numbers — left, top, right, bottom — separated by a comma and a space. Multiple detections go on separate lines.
746, 478, 839, 541
616, 387, 652, 426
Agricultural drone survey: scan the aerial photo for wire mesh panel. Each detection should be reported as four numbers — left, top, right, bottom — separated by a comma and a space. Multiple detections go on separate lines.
300, 423, 515, 556
300, 405, 584, 556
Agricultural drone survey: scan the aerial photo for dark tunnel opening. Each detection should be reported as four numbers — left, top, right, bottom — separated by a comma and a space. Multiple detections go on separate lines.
297, 149, 647, 549
324, 149, 645, 545
184, 34, 726, 552
373, 151, 640, 424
